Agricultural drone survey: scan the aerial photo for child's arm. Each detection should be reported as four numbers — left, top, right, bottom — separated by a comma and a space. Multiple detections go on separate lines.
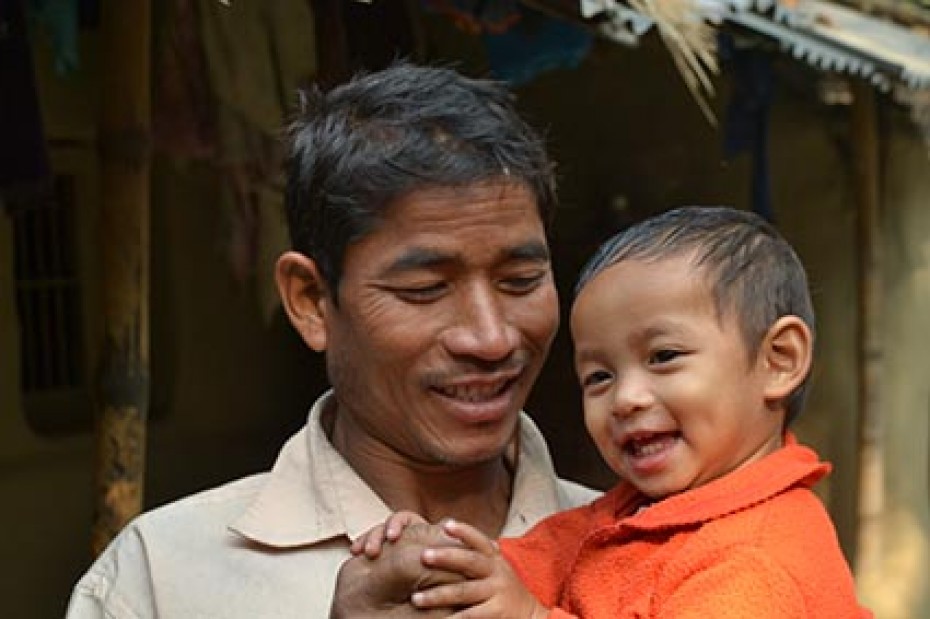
411, 518, 550, 619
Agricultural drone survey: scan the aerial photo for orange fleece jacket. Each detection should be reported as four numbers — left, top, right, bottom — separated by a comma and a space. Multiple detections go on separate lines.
500, 437, 871, 618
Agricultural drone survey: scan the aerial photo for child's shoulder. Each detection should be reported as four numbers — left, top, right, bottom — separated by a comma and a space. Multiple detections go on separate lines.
677, 483, 849, 593
705, 482, 834, 547
672, 486, 863, 616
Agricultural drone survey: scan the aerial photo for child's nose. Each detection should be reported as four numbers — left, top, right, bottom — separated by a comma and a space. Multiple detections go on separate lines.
612, 372, 654, 417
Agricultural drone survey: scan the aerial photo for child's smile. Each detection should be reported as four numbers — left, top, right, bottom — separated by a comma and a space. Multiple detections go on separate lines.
621, 430, 682, 476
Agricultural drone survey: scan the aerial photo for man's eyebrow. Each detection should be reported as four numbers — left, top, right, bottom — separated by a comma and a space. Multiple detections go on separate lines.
506, 240, 551, 263
380, 241, 550, 278
380, 248, 452, 277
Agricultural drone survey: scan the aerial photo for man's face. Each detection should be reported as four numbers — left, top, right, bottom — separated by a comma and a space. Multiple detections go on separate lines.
323, 181, 559, 468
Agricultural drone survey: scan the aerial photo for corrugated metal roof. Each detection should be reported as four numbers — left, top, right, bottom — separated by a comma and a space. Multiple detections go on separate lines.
578, 0, 930, 90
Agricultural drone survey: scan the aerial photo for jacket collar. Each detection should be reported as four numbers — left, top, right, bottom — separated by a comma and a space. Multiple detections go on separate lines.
596, 433, 830, 532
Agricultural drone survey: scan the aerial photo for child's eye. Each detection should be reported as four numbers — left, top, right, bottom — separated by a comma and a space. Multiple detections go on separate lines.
649, 349, 682, 365
581, 369, 613, 389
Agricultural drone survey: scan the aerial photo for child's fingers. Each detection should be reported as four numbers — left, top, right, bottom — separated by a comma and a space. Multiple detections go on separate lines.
410, 579, 492, 610
349, 525, 377, 556
351, 511, 429, 558
384, 510, 428, 542
440, 518, 499, 555
421, 546, 493, 580
363, 524, 391, 558
351, 523, 389, 558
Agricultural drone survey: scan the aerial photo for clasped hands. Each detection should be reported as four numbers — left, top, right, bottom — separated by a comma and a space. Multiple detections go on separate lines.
329, 512, 547, 618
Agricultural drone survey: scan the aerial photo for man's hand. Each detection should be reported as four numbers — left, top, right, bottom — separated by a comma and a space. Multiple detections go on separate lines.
330, 523, 465, 618
410, 520, 548, 619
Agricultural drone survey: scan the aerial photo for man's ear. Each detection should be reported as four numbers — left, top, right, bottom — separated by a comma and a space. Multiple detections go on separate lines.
760, 315, 813, 404
275, 251, 331, 352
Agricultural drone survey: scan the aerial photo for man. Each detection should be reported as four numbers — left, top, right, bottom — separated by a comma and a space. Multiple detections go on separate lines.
66, 62, 597, 618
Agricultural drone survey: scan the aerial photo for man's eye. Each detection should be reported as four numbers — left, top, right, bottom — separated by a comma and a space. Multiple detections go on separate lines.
394, 283, 446, 302
649, 349, 682, 365
500, 272, 545, 293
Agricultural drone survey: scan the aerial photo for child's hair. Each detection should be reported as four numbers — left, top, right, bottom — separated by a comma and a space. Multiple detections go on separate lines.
575, 206, 815, 424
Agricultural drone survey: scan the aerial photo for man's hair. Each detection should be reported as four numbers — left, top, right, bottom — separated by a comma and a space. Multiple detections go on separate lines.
284, 61, 557, 302
576, 206, 816, 424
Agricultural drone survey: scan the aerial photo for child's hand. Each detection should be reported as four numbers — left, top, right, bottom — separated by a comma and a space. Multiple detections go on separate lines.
351, 510, 429, 559
411, 519, 548, 619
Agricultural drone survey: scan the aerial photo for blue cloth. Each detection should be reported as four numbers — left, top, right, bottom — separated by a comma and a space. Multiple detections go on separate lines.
720, 33, 776, 222
422, 1, 592, 86
423, 0, 521, 33
483, 6, 592, 86
28, 0, 79, 73
26, 0, 97, 74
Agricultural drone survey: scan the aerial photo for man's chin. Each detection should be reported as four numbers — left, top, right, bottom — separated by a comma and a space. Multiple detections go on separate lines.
428, 427, 518, 467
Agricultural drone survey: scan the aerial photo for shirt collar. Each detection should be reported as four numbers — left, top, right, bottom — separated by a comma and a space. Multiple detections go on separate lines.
229, 391, 566, 548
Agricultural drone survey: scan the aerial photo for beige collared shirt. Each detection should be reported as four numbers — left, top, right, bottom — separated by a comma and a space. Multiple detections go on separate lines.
66, 392, 599, 618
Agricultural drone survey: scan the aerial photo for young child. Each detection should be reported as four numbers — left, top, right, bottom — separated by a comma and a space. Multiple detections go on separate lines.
354, 206, 871, 618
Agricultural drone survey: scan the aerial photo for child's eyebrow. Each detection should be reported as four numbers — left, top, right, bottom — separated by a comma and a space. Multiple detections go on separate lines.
641, 324, 674, 339
634, 320, 693, 343
573, 347, 600, 365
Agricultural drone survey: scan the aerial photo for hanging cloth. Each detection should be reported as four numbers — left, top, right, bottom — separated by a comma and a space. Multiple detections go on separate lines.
0, 0, 51, 200
483, 6, 592, 86
422, 1, 593, 86
23, 0, 99, 73
423, 0, 521, 34
720, 33, 776, 222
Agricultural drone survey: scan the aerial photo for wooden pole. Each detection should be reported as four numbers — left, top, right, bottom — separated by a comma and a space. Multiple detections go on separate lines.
850, 79, 883, 576
92, 0, 152, 556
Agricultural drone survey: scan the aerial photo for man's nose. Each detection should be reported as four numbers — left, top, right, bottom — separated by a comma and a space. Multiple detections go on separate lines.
441, 284, 519, 362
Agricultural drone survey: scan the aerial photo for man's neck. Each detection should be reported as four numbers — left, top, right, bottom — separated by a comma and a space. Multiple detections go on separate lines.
325, 406, 515, 538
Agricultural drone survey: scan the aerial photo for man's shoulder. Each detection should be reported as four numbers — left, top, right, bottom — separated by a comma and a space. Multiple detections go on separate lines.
67, 466, 351, 619
84, 472, 271, 579
135, 472, 268, 534
554, 477, 602, 510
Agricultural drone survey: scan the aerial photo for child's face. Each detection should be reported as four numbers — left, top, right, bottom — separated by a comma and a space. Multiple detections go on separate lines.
570, 254, 784, 500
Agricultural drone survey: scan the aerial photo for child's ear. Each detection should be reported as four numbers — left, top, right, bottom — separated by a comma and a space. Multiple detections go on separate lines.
760, 315, 813, 404
275, 251, 331, 352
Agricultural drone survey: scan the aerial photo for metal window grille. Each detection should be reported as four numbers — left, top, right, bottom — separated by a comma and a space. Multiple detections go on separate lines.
10, 175, 85, 393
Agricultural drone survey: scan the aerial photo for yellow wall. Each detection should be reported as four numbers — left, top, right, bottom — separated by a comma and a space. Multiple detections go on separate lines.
855, 116, 930, 619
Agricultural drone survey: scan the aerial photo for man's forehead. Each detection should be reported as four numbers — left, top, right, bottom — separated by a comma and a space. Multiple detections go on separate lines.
383, 181, 541, 221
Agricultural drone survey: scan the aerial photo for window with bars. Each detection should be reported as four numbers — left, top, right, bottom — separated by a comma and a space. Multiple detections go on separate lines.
9, 173, 93, 433
11, 175, 85, 393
